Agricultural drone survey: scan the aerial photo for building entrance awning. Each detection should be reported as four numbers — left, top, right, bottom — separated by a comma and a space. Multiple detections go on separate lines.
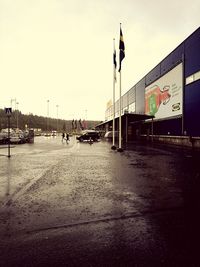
95, 113, 154, 128
125, 113, 154, 123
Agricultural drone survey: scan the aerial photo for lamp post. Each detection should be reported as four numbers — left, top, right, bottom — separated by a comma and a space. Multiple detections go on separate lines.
16, 101, 19, 130
5, 108, 12, 158
8, 115, 11, 157
56, 104, 59, 133
47, 100, 49, 132
85, 109, 87, 129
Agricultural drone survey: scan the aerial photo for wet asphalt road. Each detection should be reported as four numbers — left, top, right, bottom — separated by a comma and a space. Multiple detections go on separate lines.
0, 136, 200, 267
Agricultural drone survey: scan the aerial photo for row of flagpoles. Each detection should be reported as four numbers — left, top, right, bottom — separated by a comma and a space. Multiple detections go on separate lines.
112, 24, 125, 151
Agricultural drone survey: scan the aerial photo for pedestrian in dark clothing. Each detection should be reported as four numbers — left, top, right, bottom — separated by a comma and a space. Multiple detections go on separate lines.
66, 133, 69, 144
62, 133, 65, 142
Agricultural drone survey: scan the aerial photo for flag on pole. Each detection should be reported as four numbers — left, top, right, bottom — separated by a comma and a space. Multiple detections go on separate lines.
113, 40, 117, 82
118, 26, 125, 72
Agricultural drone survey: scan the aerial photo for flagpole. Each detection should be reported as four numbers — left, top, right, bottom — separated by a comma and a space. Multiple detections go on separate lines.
111, 38, 116, 150
117, 23, 124, 152
118, 69, 122, 151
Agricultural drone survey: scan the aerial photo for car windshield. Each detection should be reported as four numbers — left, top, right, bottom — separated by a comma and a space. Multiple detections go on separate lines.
82, 130, 98, 135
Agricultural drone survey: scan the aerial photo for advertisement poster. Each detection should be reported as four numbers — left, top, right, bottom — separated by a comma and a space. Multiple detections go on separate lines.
145, 63, 183, 119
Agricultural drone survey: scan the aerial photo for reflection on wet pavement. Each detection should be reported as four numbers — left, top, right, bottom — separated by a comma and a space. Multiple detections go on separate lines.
0, 136, 200, 266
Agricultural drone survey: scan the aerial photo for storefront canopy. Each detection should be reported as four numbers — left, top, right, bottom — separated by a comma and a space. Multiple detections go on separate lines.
96, 113, 154, 128
125, 113, 154, 123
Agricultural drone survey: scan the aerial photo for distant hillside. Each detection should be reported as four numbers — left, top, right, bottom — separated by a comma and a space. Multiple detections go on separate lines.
0, 109, 102, 132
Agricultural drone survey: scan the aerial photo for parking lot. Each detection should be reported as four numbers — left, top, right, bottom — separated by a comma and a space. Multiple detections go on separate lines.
0, 135, 200, 266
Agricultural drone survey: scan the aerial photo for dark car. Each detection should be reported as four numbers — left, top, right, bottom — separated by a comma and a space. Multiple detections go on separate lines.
76, 130, 100, 142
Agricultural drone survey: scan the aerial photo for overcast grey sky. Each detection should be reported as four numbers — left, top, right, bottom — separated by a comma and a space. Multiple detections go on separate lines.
0, 0, 199, 121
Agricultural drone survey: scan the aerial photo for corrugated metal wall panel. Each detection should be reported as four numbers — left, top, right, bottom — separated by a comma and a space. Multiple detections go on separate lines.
128, 86, 135, 105
160, 44, 184, 75
116, 99, 119, 112
184, 80, 200, 136
145, 64, 161, 86
122, 92, 128, 108
135, 78, 145, 114
183, 28, 200, 135
185, 28, 200, 76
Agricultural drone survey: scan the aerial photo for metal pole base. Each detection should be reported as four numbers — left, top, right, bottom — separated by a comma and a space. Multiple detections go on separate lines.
117, 147, 124, 152
111, 145, 117, 150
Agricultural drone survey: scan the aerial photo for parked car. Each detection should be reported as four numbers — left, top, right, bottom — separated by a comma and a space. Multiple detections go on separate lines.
10, 134, 21, 144
10, 132, 26, 144
104, 131, 119, 139
0, 132, 8, 144
76, 130, 100, 142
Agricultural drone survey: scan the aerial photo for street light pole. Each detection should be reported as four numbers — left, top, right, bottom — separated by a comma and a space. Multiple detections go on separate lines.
8, 115, 11, 157
16, 102, 19, 130
5, 108, 12, 158
56, 105, 59, 133
47, 100, 49, 132
85, 109, 87, 129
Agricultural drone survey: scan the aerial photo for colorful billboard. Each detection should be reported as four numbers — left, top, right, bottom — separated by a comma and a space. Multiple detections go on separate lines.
145, 63, 183, 119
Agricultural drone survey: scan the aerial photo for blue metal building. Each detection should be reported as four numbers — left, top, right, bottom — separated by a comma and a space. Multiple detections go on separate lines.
144, 26, 200, 136
99, 27, 200, 140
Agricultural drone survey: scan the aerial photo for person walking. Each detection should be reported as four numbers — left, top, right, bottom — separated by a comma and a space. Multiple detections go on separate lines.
66, 133, 69, 144
62, 132, 65, 142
